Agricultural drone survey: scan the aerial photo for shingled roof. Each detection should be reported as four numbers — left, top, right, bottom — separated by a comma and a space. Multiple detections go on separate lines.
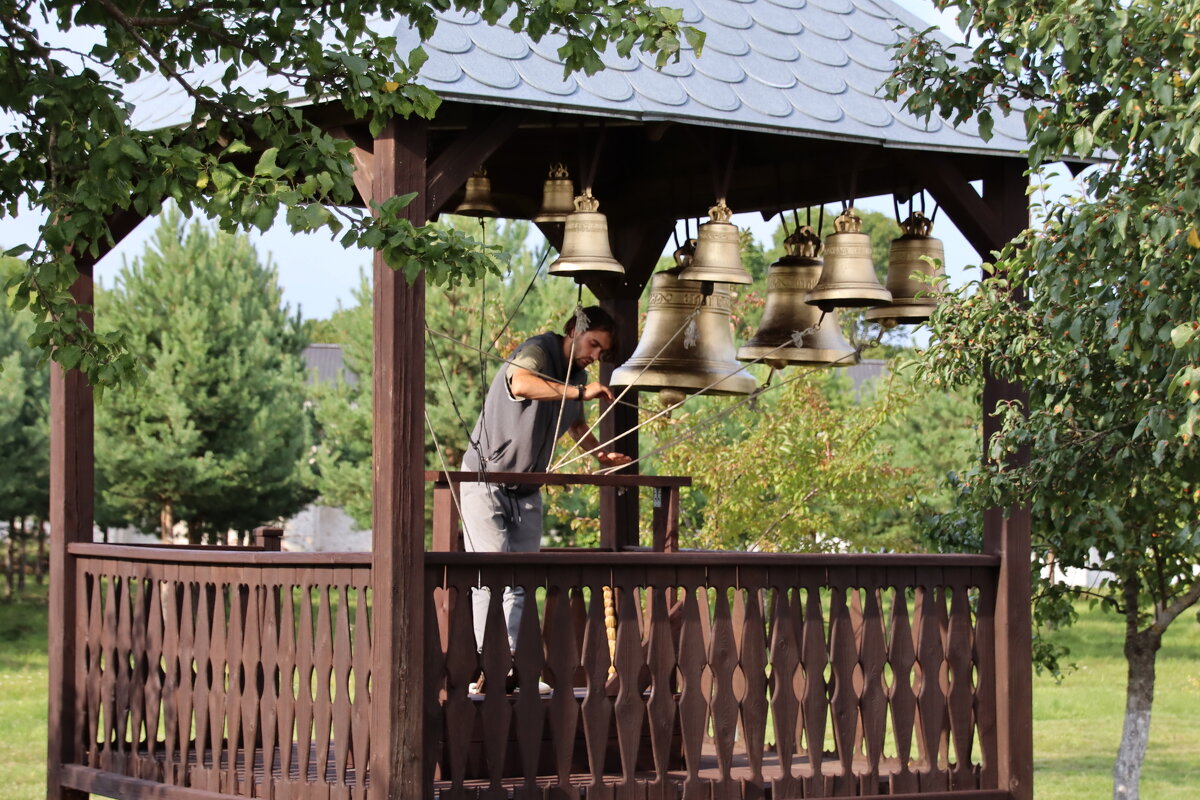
129, 0, 1025, 158
390, 0, 1026, 156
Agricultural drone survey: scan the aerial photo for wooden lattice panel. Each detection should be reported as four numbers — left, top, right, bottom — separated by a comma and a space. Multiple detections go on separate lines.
427, 558, 999, 799
74, 557, 373, 799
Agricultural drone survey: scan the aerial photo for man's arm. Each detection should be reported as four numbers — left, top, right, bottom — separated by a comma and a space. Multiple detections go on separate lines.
509, 367, 614, 403
566, 419, 633, 468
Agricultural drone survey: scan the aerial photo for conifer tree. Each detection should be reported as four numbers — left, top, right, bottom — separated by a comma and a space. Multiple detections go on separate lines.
97, 210, 313, 542
0, 260, 49, 585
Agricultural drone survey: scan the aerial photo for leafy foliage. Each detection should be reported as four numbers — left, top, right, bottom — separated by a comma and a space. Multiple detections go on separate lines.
96, 210, 314, 541
647, 371, 926, 553
0, 262, 48, 525
887, 1, 1200, 793
0, 0, 697, 386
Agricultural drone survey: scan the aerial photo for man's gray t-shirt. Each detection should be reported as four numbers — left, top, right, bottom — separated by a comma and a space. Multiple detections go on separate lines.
461, 331, 585, 487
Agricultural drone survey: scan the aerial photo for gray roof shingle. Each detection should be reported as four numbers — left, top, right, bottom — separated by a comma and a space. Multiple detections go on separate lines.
391, 0, 1025, 154
124, 0, 1026, 156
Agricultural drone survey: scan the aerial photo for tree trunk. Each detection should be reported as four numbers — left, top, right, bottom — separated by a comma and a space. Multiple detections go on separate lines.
1113, 626, 1161, 799
3, 518, 13, 599
35, 517, 46, 584
159, 501, 173, 543
15, 518, 25, 591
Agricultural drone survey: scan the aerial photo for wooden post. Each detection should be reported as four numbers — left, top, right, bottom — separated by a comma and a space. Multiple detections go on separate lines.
981, 160, 1033, 800
252, 526, 284, 551
47, 259, 94, 800
599, 218, 675, 550
370, 118, 428, 800
599, 291, 642, 550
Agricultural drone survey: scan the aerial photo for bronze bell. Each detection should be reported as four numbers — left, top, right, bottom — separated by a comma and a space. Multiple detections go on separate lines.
533, 164, 575, 224
805, 208, 892, 310
549, 188, 624, 278
677, 200, 753, 285
547, 189, 625, 277
864, 211, 945, 325
454, 167, 500, 217
611, 266, 756, 407
738, 226, 857, 369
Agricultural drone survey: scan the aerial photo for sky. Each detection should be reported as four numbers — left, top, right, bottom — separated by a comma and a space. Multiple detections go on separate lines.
0, 0, 1059, 324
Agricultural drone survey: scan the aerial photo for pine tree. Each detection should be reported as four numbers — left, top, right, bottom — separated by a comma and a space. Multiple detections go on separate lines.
0, 260, 49, 588
96, 210, 313, 542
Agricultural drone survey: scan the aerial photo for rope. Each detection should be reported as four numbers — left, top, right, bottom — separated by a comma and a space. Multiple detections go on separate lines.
426, 326, 644, 412
425, 407, 476, 552
486, 243, 552, 355
548, 305, 701, 471
546, 298, 584, 472
597, 347, 861, 475
552, 331, 816, 473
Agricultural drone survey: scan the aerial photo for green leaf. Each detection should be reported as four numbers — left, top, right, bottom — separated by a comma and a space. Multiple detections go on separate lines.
254, 147, 284, 178
1171, 323, 1198, 349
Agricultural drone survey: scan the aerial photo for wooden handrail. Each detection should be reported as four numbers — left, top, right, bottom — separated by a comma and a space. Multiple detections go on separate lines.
425, 470, 691, 553
426, 550, 1002, 568
424, 470, 691, 488
68, 542, 371, 566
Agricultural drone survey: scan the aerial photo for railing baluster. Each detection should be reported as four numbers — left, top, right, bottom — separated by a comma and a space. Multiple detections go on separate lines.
545, 581, 582, 799
645, 579, 676, 797
768, 580, 801, 800
581, 571, 614, 800
858, 583, 888, 794
677, 583, 706, 800
915, 577, 950, 792
738, 575, 768, 800
613, 581, 647, 787
513, 569, 547, 800
478, 570, 514, 798
828, 584, 858, 796
947, 573, 976, 790
801, 586, 828, 796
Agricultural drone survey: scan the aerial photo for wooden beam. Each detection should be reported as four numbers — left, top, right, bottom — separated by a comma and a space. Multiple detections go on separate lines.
47, 258, 94, 800
329, 126, 376, 207
425, 110, 523, 217
370, 117, 428, 800
981, 162, 1033, 800
917, 153, 1013, 258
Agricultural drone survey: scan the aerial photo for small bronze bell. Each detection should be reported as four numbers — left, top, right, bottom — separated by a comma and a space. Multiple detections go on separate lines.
677, 200, 753, 285
533, 164, 575, 224
611, 265, 756, 406
454, 167, 500, 217
738, 226, 857, 369
805, 208, 892, 311
547, 189, 625, 277
864, 211, 945, 325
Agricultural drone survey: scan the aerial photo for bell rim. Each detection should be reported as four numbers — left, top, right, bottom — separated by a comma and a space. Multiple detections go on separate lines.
675, 265, 755, 285
737, 344, 858, 367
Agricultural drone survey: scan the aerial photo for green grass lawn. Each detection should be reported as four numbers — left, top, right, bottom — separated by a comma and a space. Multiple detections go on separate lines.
0, 586, 1196, 799
0, 585, 49, 800
1032, 605, 1200, 799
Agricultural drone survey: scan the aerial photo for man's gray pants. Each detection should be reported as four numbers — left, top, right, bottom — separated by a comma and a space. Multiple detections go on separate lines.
459, 481, 542, 652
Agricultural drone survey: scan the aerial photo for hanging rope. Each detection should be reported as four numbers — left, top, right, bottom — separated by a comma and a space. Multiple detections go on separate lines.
547, 305, 702, 471
425, 407, 477, 552
545, 295, 585, 472
594, 347, 861, 475
552, 331, 818, 473
486, 243, 552, 355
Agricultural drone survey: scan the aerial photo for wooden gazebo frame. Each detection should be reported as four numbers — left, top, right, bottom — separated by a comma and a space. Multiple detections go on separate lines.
46, 68, 1033, 800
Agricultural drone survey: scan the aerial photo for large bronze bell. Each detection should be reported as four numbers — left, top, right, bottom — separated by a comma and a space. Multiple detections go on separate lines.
805, 208, 892, 310
677, 200, 753, 285
738, 226, 857, 369
864, 211, 945, 325
547, 189, 625, 277
611, 266, 756, 407
533, 164, 575, 224
454, 167, 500, 217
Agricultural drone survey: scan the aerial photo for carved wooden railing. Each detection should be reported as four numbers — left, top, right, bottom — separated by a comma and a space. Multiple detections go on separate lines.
426, 551, 1003, 799
65, 542, 373, 800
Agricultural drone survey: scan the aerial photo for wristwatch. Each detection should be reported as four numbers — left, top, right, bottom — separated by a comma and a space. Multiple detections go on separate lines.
576, 385, 585, 401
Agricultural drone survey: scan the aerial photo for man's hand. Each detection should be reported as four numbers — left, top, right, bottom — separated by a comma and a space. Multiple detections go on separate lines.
596, 450, 633, 467
581, 381, 615, 401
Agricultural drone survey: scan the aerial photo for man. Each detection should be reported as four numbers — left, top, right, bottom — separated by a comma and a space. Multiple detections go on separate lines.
460, 306, 632, 661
